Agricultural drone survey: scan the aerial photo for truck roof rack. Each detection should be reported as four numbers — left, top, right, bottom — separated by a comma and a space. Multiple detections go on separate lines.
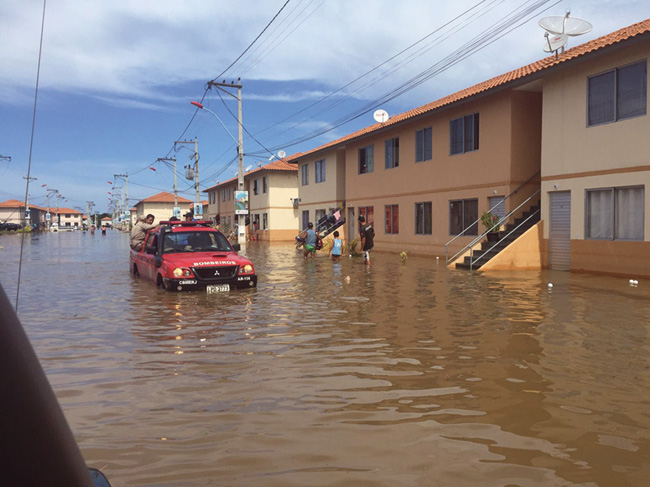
159, 220, 213, 227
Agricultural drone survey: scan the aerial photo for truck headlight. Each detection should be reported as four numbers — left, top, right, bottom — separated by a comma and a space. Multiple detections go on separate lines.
173, 267, 193, 277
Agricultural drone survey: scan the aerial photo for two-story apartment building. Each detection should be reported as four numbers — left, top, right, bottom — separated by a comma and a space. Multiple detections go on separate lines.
289, 18, 650, 278
54, 207, 84, 228
204, 159, 298, 242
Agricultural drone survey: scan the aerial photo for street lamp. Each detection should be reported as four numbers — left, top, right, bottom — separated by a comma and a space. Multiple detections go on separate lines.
191, 97, 246, 253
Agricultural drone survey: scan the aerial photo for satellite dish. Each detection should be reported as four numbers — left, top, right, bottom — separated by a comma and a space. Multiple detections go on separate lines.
539, 12, 591, 55
373, 109, 389, 123
539, 14, 592, 36
277, 150, 286, 158
543, 33, 568, 53
245, 165, 252, 172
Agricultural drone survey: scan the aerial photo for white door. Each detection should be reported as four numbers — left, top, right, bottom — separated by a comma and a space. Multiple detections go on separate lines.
549, 191, 571, 271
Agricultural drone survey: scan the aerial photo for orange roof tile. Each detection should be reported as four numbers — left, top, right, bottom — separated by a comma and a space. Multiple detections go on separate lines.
288, 18, 650, 161
0, 199, 26, 208
54, 207, 82, 214
0, 199, 47, 211
138, 191, 192, 204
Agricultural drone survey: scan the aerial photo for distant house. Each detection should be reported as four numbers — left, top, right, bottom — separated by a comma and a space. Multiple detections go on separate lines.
132, 191, 193, 223
53, 207, 83, 228
0, 199, 48, 228
204, 159, 298, 242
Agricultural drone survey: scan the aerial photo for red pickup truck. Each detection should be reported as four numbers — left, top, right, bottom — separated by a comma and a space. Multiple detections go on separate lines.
130, 220, 257, 292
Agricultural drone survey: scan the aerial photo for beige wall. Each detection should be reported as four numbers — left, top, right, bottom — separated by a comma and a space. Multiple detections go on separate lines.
297, 151, 345, 205
57, 213, 82, 227
134, 201, 189, 223
0, 208, 21, 224
540, 41, 650, 276
250, 172, 299, 242
296, 151, 347, 239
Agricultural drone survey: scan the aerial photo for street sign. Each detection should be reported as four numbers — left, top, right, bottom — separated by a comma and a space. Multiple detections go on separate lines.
234, 191, 249, 215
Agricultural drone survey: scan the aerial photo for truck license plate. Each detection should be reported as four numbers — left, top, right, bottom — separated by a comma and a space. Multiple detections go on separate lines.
206, 284, 230, 293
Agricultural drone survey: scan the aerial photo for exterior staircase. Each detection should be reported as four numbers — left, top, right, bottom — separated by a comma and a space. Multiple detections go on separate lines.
455, 200, 541, 271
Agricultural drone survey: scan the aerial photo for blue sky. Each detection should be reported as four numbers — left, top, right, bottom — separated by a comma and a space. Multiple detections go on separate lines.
1, 0, 648, 214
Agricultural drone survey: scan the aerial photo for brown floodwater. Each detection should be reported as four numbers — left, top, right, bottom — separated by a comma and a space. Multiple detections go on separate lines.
1, 230, 649, 486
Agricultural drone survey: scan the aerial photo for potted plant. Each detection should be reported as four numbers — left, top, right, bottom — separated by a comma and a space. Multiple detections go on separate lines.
481, 211, 500, 242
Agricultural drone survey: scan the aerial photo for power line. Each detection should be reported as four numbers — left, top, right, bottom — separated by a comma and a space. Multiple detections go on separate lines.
213, 0, 293, 82
249, 0, 559, 154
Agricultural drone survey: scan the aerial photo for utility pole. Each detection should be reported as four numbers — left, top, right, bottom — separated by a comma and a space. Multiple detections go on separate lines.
194, 137, 199, 205
175, 138, 200, 205
207, 79, 246, 253
86, 201, 95, 229
157, 157, 178, 215
47, 188, 58, 227
114, 173, 129, 228
22, 176, 36, 226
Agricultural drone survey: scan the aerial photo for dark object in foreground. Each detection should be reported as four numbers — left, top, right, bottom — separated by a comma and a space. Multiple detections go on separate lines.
0, 283, 111, 486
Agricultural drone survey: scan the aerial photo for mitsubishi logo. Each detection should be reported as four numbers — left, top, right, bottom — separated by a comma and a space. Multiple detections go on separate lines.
214, 269, 220, 276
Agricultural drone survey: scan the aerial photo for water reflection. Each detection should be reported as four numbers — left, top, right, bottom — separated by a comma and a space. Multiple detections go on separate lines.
1, 230, 649, 486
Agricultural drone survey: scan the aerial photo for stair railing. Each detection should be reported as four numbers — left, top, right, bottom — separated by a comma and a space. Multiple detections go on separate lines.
467, 191, 541, 270
445, 170, 541, 265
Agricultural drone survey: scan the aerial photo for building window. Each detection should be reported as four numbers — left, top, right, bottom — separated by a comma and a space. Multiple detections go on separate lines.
358, 206, 374, 226
302, 210, 309, 230
385, 204, 399, 234
415, 127, 433, 162
253, 179, 259, 195
586, 186, 644, 240
222, 190, 226, 202
359, 145, 374, 174
315, 159, 326, 183
301, 164, 309, 186
450, 113, 479, 155
385, 137, 399, 169
263, 176, 267, 193
315, 209, 326, 228
228, 187, 232, 200
262, 213, 268, 230
588, 61, 647, 126
449, 198, 478, 236
415, 202, 432, 235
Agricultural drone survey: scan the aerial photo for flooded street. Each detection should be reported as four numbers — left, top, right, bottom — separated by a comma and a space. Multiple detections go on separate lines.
1, 230, 649, 486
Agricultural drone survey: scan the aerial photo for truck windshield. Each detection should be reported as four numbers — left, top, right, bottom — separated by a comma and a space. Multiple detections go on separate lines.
163, 231, 232, 253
